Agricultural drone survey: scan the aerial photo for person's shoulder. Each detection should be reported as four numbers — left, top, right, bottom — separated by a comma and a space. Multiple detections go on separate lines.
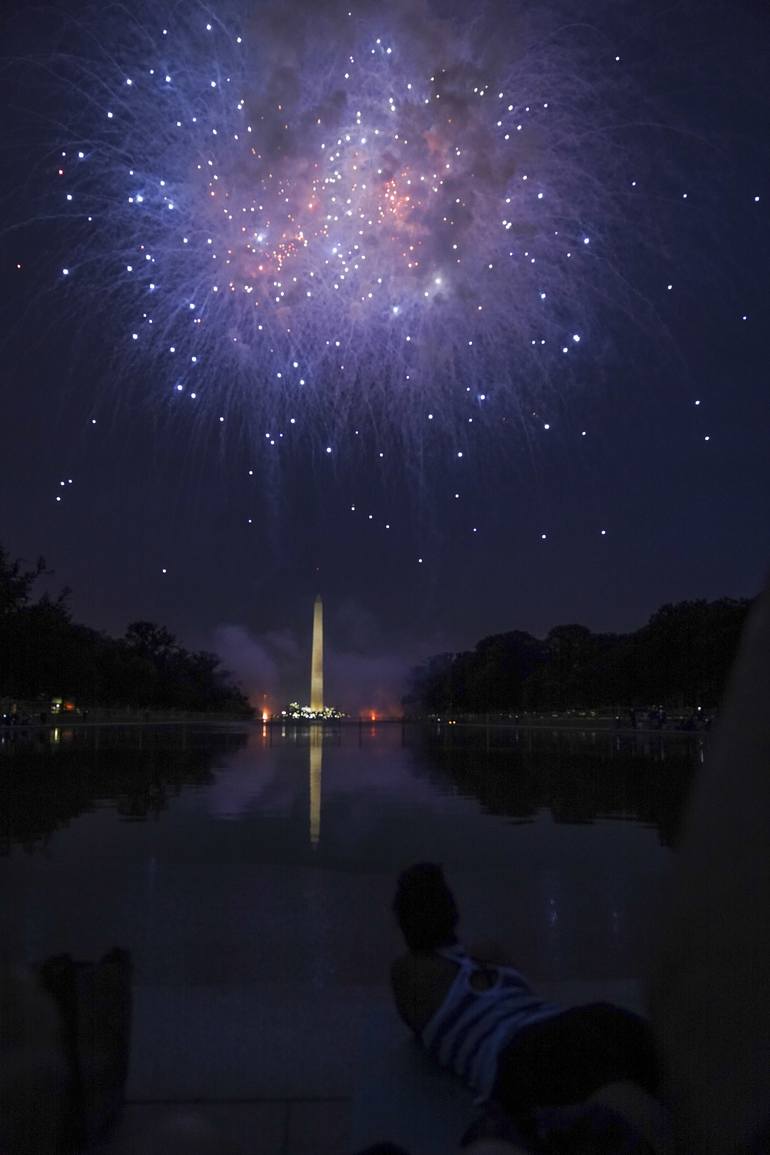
390, 953, 406, 979
390, 951, 442, 991
390, 951, 418, 985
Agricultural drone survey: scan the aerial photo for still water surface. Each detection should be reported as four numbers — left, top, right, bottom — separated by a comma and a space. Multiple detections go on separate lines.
1, 724, 699, 990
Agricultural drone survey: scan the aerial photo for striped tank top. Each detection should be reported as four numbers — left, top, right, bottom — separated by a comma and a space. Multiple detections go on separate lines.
420, 945, 561, 1099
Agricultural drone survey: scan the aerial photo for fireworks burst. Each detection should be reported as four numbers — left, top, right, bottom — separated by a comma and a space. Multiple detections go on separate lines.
34, 0, 654, 459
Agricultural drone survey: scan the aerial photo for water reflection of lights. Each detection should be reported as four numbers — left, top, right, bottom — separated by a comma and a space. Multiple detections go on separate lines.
309, 728, 323, 849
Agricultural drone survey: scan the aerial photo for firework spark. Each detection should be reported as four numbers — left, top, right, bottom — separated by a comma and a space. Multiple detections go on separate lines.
28, 0, 653, 456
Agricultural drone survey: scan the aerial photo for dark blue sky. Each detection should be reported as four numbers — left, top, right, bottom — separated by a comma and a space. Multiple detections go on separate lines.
1, 0, 768, 705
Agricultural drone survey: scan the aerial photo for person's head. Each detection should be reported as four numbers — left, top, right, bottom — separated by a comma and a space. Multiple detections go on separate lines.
393, 862, 459, 953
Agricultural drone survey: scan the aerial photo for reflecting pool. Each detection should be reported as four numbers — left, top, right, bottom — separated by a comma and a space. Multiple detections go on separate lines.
1, 722, 698, 988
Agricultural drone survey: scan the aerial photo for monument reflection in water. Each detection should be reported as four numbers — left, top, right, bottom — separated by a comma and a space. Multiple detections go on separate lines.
309, 726, 322, 848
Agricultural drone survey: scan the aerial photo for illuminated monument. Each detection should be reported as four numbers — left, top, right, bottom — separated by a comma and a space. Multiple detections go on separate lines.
309, 596, 324, 846
310, 594, 324, 713
280, 594, 342, 720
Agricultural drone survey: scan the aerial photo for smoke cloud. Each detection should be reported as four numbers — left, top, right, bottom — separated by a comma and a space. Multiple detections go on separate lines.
213, 616, 413, 716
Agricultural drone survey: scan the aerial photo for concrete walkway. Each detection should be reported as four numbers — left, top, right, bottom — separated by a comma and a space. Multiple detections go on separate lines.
97, 1098, 350, 1154
94, 979, 646, 1154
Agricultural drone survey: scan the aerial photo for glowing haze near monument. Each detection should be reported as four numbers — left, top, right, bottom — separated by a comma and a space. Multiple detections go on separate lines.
49, 0, 649, 452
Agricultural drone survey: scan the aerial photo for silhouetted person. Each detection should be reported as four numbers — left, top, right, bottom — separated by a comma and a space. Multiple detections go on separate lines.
390, 863, 659, 1127
651, 581, 770, 1153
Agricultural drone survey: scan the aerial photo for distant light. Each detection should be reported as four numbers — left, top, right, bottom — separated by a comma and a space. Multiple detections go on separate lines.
418, 557, 423, 564
457, 451, 463, 458
543, 423, 550, 430
541, 533, 547, 540
600, 529, 607, 535
326, 446, 332, 453
572, 333, 581, 342
62, 267, 69, 276
754, 195, 761, 203
704, 435, 710, 441
161, 568, 167, 574
695, 399, 701, 406
583, 236, 590, 244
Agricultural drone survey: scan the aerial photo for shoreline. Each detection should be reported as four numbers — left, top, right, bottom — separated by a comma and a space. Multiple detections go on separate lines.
1, 714, 710, 737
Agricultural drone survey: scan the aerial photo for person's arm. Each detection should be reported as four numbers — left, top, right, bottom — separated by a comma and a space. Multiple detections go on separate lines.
390, 955, 421, 1033
391, 953, 457, 1033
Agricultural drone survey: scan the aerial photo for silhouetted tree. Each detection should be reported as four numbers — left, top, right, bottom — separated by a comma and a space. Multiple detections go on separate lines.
405, 598, 752, 715
0, 545, 252, 715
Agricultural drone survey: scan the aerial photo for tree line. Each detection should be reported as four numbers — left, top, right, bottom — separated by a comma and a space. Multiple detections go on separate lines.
0, 546, 252, 715
404, 597, 752, 716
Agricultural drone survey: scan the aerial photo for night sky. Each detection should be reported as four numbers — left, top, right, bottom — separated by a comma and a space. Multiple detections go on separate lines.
1, 0, 768, 710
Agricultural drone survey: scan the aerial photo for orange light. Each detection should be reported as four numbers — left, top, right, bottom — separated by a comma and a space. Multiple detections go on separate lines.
370, 712, 377, 723
261, 710, 269, 723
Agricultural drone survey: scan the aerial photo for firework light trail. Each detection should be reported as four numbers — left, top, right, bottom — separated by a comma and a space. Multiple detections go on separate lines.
34, 0, 657, 463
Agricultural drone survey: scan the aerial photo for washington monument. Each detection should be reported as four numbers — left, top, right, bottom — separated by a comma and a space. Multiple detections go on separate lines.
310, 594, 324, 712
